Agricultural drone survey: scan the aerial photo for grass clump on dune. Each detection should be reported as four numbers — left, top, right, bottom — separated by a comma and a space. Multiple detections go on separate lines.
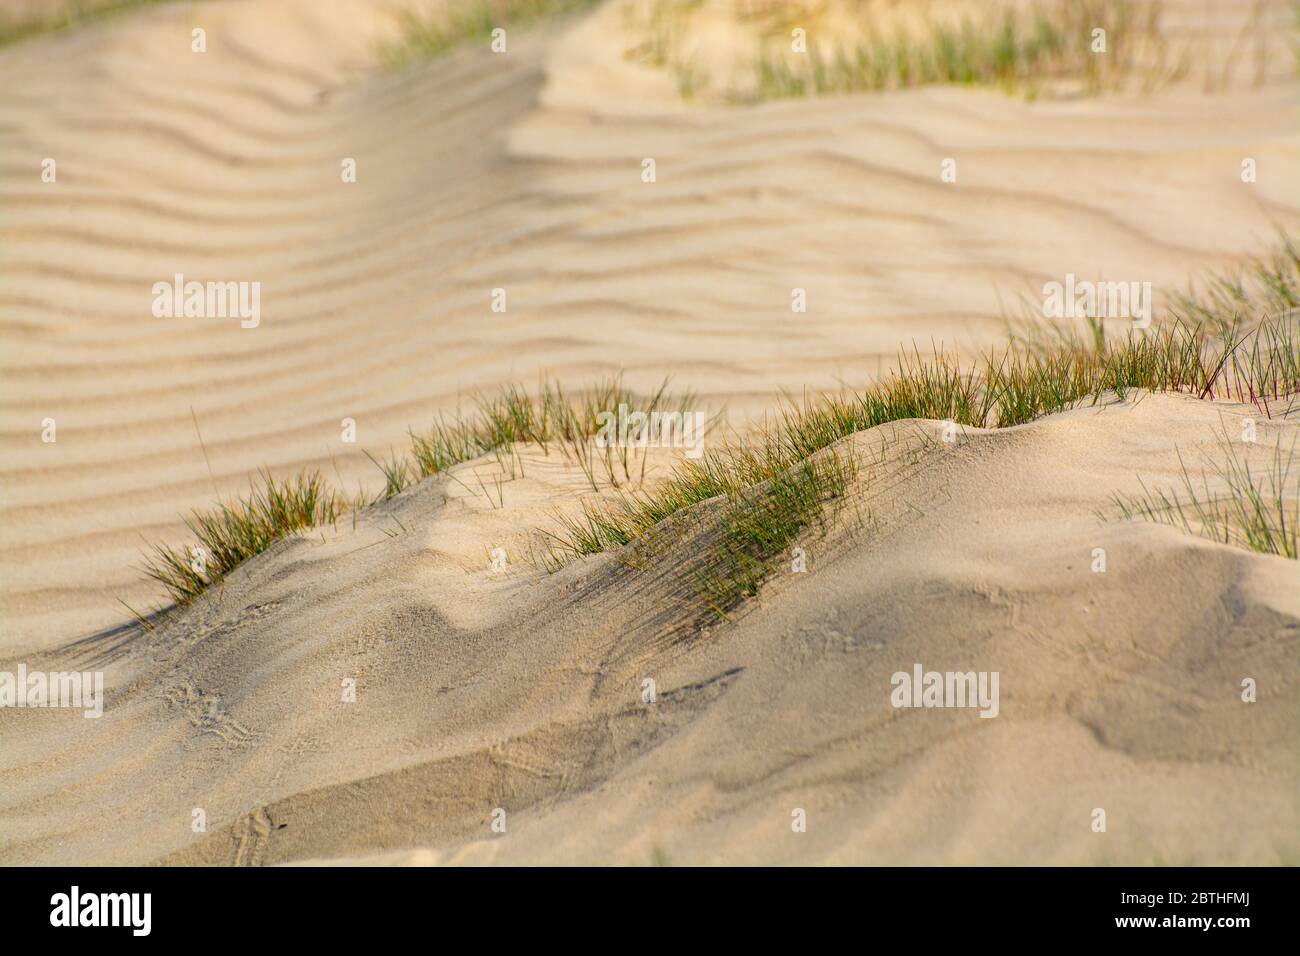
694, 448, 857, 614
545, 315, 1300, 617
383, 376, 693, 496
542, 407, 861, 614
777, 0, 1178, 99
379, 0, 602, 70
751, 6, 1079, 99
143, 377, 690, 604
0, 0, 177, 49
144, 471, 344, 604
1173, 234, 1300, 332
632, 0, 1186, 103
1112, 427, 1298, 559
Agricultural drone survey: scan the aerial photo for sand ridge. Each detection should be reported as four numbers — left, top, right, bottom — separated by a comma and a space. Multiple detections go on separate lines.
1, 391, 1296, 865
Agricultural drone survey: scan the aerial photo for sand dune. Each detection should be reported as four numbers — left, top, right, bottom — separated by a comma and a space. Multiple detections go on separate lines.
3, 392, 1297, 864
1, 0, 1298, 865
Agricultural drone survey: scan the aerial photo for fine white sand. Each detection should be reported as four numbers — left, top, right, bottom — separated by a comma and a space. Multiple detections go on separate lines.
0, 0, 1297, 865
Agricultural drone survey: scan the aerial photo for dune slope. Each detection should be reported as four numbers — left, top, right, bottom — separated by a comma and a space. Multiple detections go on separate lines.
1, 392, 1296, 865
